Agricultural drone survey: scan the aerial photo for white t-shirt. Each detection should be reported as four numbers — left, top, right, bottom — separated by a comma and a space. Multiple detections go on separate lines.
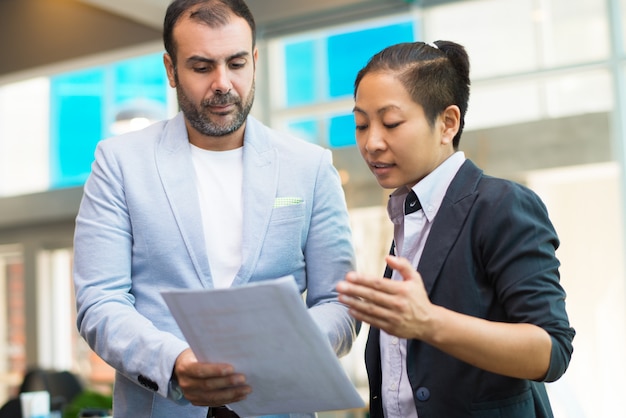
190, 144, 243, 289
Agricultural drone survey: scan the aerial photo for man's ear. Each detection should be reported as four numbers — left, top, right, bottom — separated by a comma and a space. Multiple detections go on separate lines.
163, 53, 177, 88
252, 46, 259, 77
440, 105, 460, 146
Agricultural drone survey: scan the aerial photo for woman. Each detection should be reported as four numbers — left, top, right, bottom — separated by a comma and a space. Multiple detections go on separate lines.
336, 41, 575, 417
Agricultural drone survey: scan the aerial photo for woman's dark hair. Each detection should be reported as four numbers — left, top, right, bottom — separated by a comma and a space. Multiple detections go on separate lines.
354, 41, 470, 148
163, 0, 256, 65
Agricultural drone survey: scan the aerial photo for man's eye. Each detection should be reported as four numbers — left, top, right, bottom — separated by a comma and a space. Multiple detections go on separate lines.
193, 67, 208, 73
230, 61, 245, 69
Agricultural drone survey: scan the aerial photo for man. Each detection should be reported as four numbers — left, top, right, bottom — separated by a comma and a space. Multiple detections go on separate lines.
73, 1, 358, 417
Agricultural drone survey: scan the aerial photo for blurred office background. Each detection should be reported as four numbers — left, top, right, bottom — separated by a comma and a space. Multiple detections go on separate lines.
0, 0, 624, 416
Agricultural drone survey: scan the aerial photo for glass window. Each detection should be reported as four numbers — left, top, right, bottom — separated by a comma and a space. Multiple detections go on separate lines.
468, 79, 544, 130
0, 79, 50, 197
49, 53, 168, 190
49, 69, 105, 189
329, 114, 356, 148
622, 0, 626, 52
327, 22, 415, 98
0, 246, 25, 404
424, 0, 609, 78
0, 51, 169, 197
114, 54, 169, 106
467, 68, 612, 131
278, 18, 415, 148
423, 0, 537, 78
287, 119, 319, 143
539, 0, 610, 67
285, 41, 317, 106
526, 163, 626, 417
543, 69, 613, 117
36, 248, 75, 371
37, 246, 115, 390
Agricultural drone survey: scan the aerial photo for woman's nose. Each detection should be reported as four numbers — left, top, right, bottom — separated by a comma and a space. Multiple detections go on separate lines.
363, 129, 386, 153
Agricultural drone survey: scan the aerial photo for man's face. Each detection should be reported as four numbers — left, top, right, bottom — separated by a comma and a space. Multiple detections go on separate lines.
164, 12, 257, 150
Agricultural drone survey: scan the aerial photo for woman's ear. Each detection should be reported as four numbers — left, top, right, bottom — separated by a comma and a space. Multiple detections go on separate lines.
441, 105, 460, 145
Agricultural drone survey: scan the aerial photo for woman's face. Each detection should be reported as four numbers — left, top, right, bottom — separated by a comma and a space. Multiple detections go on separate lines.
353, 71, 456, 190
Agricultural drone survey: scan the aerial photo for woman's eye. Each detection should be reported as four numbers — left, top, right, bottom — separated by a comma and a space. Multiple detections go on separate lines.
384, 122, 401, 129
355, 124, 368, 131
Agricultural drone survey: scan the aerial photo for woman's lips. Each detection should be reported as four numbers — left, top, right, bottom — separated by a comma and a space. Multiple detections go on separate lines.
369, 161, 394, 176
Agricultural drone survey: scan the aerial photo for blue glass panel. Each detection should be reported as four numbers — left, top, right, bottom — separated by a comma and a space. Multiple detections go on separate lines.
328, 22, 414, 98
53, 96, 103, 187
49, 69, 105, 188
285, 41, 316, 106
114, 53, 168, 104
287, 119, 319, 144
49, 53, 169, 190
328, 114, 356, 148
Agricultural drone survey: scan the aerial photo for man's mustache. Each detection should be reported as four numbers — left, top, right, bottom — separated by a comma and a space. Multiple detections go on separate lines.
202, 93, 238, 107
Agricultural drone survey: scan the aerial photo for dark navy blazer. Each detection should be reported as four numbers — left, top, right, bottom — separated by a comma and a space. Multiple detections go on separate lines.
366, 159, 575, 418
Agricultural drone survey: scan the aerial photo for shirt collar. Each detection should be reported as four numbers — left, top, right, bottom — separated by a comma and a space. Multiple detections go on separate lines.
388, 151, 466, 224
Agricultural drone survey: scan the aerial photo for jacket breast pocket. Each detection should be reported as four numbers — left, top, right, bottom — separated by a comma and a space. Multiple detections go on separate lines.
257, 203, 307, 275
270, 201, 306, 222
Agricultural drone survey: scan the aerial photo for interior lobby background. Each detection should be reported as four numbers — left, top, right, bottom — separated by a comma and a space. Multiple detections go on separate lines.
0, 0, 625, 417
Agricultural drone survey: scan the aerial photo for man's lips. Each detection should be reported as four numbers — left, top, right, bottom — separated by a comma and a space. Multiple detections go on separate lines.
206, 103, 234, 114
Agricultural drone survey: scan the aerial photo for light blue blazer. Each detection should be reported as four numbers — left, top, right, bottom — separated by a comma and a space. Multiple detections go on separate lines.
73, 113, 358, 418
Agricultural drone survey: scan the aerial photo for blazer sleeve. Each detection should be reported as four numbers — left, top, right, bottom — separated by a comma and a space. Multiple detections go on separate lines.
73, 139, 189, 400
477, 180, 575, 382
302, 149, 360, 357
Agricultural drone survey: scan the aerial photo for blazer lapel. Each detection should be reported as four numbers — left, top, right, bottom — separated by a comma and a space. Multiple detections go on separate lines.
417, 160, 482, 294
232, 117, 278, 286
155, 113, 212, 287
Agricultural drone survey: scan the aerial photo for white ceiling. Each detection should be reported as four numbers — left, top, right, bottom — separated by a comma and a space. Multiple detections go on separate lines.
79, 0, 414, 36
79, 0, 170, 30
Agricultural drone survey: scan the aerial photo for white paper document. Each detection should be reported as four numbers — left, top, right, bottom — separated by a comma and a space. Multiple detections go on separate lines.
162, 276, 365, 417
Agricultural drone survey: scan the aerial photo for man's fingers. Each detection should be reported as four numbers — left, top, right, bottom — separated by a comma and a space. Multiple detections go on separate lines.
184, 383, 252, 406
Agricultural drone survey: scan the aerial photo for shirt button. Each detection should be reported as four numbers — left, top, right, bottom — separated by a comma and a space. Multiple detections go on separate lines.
390, 383, 398, 391
391, 337, 399, 345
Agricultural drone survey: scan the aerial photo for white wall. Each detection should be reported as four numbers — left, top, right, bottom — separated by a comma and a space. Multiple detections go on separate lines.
526, 162, 626, 417
0, 78, 50, 196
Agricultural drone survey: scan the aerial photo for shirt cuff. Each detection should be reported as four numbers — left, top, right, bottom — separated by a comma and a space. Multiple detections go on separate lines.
168, 377, 189, 405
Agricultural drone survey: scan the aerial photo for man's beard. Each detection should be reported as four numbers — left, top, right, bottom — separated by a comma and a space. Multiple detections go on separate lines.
176, 81, 255, 137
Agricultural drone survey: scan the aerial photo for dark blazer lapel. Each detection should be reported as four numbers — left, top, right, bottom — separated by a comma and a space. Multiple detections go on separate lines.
417, 160, 482, 294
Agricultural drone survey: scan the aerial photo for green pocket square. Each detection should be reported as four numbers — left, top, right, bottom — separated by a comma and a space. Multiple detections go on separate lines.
273, 197, 303, 208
